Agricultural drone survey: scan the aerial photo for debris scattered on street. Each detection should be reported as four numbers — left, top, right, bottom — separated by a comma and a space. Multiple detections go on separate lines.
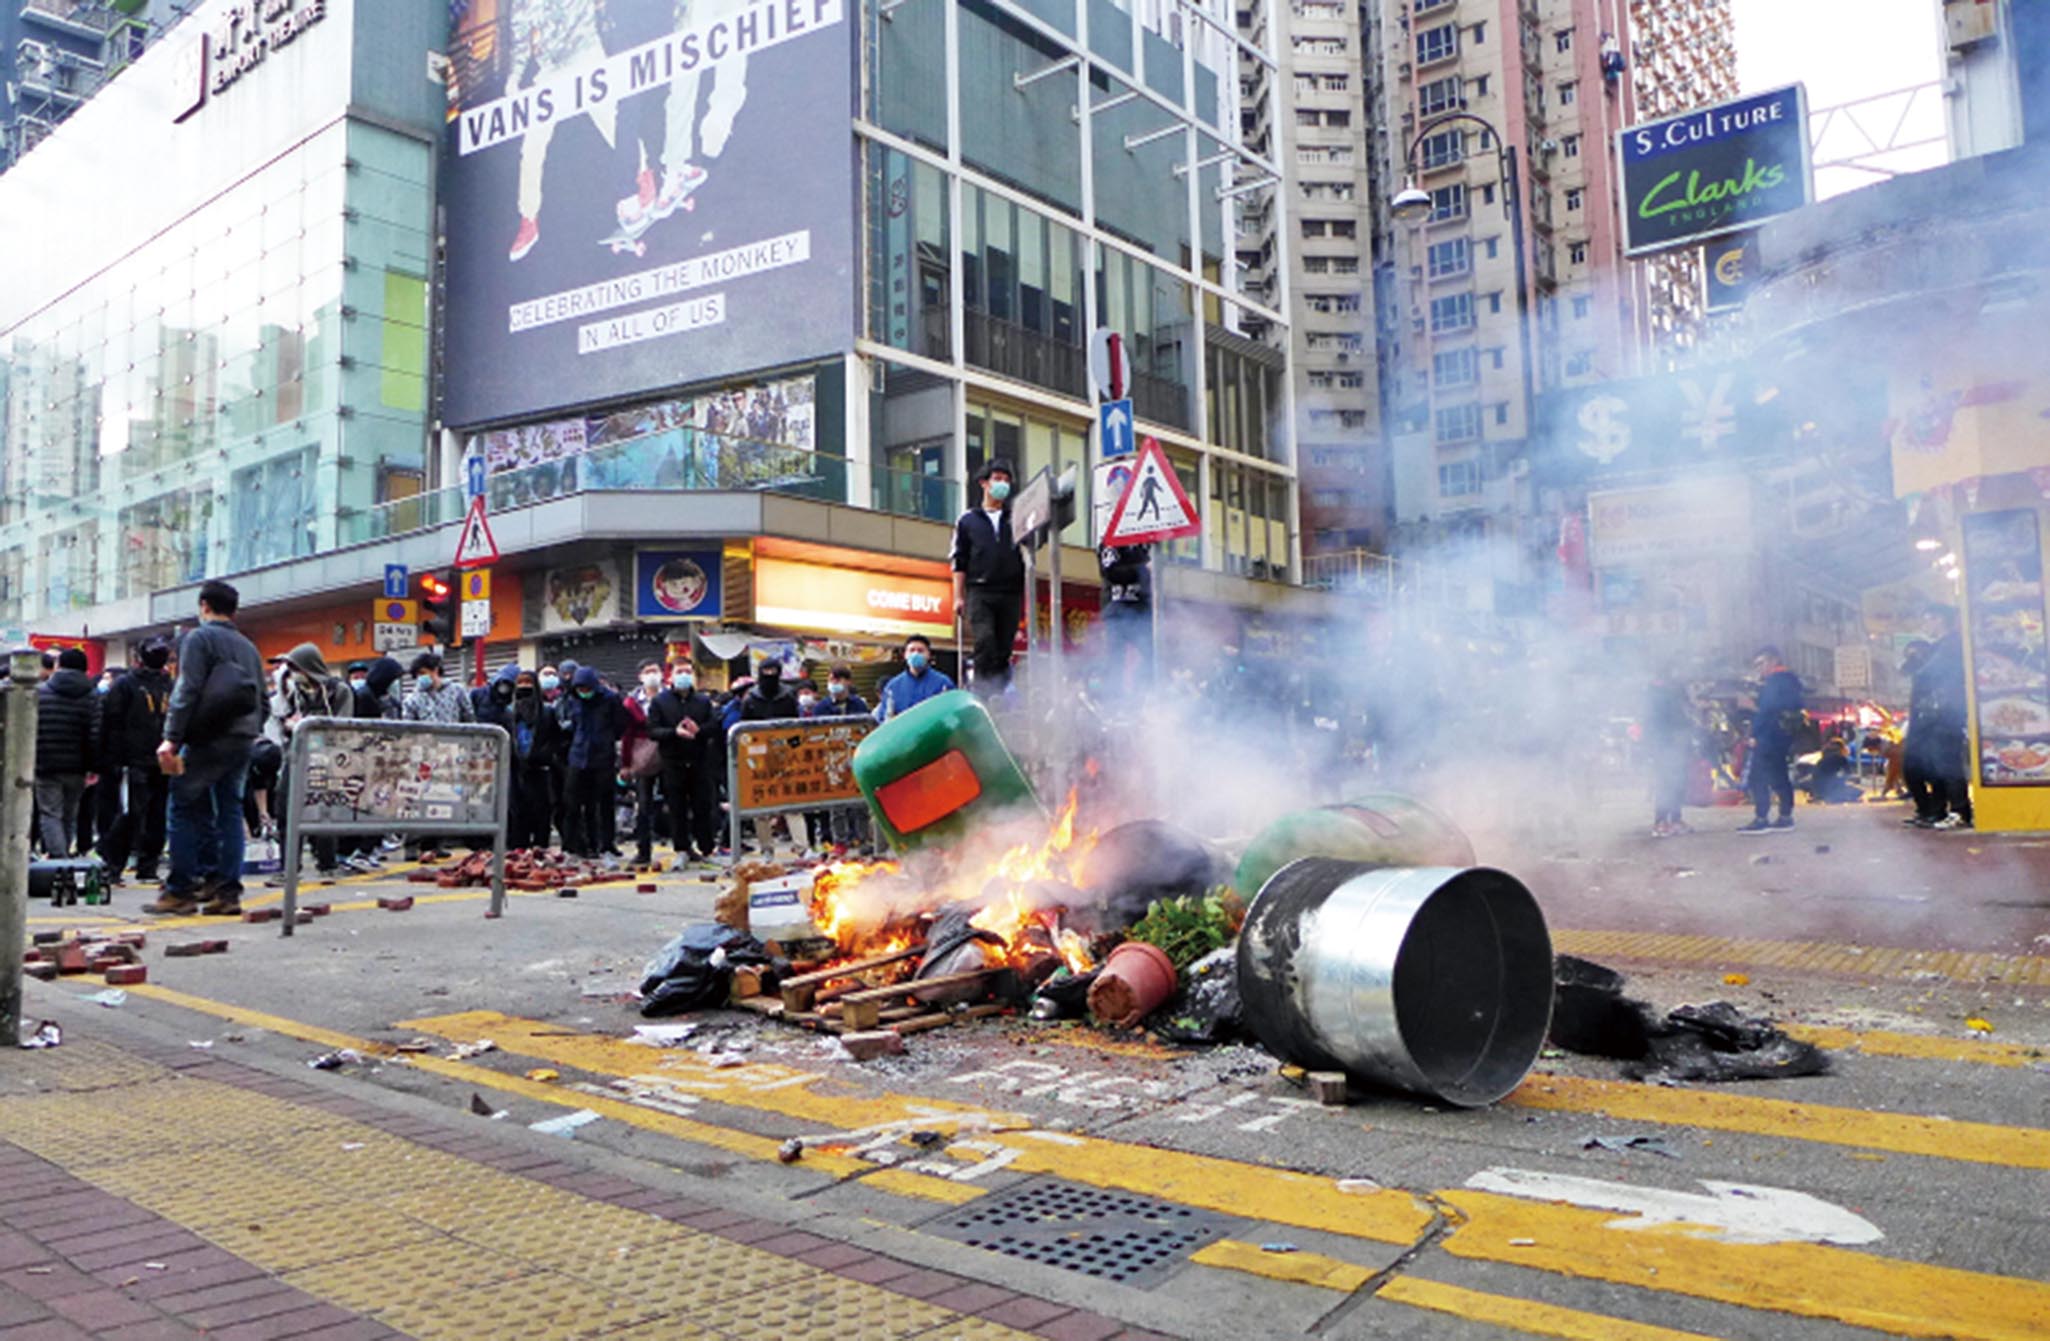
307, 1048, 364, 1071
468, 1093, 504, 1118
1966, 1016, 1994, 1035
525, 1067, 560, 1082
1722, 973, 1752, 986
629, 1023, 701, 1046
188, 1040, 213, 1050
529, 1109, 601, 1137
339, 1142, 365, 1152
777, 1138, 805, 1164
1582, 1133, 1682, 1159
1509, 1238, 1537, 1247
447, 1039, 497, 1060
84, 988, 128, 1007
1336, 1178, 1382, 1194
1549, 955, 1831, 1084
1260, 1242, 1299, 1254
18, 1021, 61, 1050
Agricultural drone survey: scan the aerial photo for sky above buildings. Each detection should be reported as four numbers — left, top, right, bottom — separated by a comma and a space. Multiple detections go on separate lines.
1732, 0, 1950, 197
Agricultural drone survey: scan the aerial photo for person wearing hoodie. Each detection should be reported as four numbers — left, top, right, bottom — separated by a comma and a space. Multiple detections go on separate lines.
34, 646, 100, 859
96, 639, 175, 882
548, 658, 580, 841
354, 656, 405, 721
273, 643, 354, 879
561, 666, 627, 857
507, 666, 562, 848
474, 663, 520, 732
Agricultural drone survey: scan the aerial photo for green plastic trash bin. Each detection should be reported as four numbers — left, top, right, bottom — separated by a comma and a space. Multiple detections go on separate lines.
853, 691, 1042, 852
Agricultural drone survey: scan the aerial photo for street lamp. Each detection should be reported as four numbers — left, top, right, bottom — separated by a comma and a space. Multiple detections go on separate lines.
1394, 112, 1541, 467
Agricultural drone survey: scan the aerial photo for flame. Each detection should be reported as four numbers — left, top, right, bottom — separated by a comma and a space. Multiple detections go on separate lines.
804, 790, 1101, 978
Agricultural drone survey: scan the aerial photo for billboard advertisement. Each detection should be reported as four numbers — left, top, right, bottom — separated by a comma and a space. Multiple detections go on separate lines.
1617, 84, 1811, 257
441, 0, 855, 427
634, 548, 725, 620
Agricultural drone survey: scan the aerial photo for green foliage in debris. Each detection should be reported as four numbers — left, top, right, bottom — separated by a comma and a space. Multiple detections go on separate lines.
1127, 886, 1243, 970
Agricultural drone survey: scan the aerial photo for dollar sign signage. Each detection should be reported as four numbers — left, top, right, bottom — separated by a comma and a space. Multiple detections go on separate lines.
1576, 396, 1631, 465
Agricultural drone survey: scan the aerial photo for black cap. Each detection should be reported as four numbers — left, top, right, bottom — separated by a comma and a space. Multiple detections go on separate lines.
346, 661, 368, 676
977, 457, 1015, 483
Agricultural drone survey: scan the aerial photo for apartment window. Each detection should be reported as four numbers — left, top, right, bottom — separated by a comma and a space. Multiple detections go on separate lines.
1559, 81, 1578, 106
1571, 294, 1592, 319
1480, 183, 1496, 206
1414, 0, 1453, 12
1302, 256, 1329, 273
1416, 23, 1458, 64
1433, 347, 1479, 387
1469, 21, 1486, 44
1492, 402, 1510, 426
1326, 109, 1352, 128
1294, 0, 1343, 18
1418, 75, 1462, 116
1489, 348, 1506, 369
1301, 220, 1327, 237
1337, 370, 1364, 388
1569, 240, 1588, 264
1323, 74, 1350, 92
1565, 350, 1594, 376
1486, 291, 1502, 314
1293, 74, 1316, 97
1484, 236, 1500, 259
1430, 293, 1475, 333
1295, 109, 1319, 127
1439, 459, 1483, 495
1473, 74, 1490, 97
1306, 370, 1334, 389
1566, 187, 1585, 211
1330, 256, 1360, 274
1426, 237, 1471, 278
1435, 407, 1482, 446
1554, 28, 1572, 52
1327, 146, 1355, 164
1330, 220, 1357, 238
1562, 134, 1581, 158
1292, 35, 1346, 55
1419, 128, 1464, 170
1428, 183, 1466, 222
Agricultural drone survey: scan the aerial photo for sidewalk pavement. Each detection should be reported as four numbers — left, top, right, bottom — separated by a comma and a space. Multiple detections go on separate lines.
0, 1031, 1154, 1341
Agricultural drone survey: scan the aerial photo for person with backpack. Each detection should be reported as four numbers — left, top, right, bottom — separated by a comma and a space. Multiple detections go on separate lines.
96, 639, 175, 884
146, 580, 266, 916
33, 646, 100, 860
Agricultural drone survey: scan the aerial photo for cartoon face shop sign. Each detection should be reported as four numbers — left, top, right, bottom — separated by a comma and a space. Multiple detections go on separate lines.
1616, 84, 1812, 257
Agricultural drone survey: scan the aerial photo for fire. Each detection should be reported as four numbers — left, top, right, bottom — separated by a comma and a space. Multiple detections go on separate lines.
804, 790, 1100, 977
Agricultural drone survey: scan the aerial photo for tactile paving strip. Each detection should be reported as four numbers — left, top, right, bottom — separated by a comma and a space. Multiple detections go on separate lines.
925, 1176, 1240, 1289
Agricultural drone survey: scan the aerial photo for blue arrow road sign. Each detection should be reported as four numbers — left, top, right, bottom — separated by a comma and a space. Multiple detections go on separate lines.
463, 453, 487, 500
1099, 398, 1135, 459
383, 563, 409, 599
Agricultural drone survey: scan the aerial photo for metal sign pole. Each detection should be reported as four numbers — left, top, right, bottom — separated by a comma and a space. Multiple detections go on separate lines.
0, 649, 40, 1041
489, 728, 510, 919
281, 729, 308, 938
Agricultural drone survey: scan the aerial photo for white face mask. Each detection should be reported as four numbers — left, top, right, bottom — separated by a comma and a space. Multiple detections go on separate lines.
641, 673, 662, 691
798, 693, 817, 709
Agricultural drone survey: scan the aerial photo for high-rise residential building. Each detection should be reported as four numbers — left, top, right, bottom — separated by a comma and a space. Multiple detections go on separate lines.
1, 1, 186, 172
1237, 0, 1387, 552
1627, 0, 1738, 360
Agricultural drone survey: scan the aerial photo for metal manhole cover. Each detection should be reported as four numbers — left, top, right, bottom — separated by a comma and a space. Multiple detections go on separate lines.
923, 1178, 1239, 1288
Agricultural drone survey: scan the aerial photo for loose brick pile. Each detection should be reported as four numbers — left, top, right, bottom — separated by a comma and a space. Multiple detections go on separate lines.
409, 848, 638, 892
22, 930, 148, 983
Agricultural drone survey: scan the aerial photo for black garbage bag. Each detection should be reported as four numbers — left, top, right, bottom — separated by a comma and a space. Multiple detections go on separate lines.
1631, 1001, 1832, 1082
1073, 821, 1230, 938
1549, 954, 1655, 1059
1029, 967, 1101, 1020
639, 924, 776, 1018
1151, 946, 1242, 1044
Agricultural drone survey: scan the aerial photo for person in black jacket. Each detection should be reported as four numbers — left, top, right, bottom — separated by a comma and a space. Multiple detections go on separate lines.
1919, 604, 1973, 830
147, 580, 267, 917
34, 647, 100, 858
950, 458, 1025, 694
96, 639, 175, 882
1099, 541, 1152, 692
506, 666, 562, 849
645, 661, 719, 865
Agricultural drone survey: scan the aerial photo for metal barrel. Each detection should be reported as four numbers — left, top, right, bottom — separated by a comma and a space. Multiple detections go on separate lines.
1236, 858, 1554, 1108
1232, 795, 1477, 901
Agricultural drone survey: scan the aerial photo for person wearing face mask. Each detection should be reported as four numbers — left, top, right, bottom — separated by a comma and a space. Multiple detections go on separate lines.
950, 457, 1026, 694
644, 661, 717, 865
33, 648, 99, 859
96, 640, 175, 883
877, 634, 955, 720
270, 643, 354, 880
561, 666, 628, 858
809, 664, 872, 853
624, 662, 668, 867
345, 662, 369, 696
507, 666, 562, 849
739, 660, 799, 723
539, 665, 563, 700
401, 651, 475, 860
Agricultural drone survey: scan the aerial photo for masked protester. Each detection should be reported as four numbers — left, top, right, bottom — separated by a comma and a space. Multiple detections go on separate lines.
625, 662, 665, 867
950, 457, 1025, 694
401, 651, 474, 859
877, 634, 955, 720
34, 647, 99, 859
270, 643, 353, 879
96, 640, 174, 883
810, 664, 872, 852
643, 662, 718, 866
505, 667, 561, 849
561, 666, 627, 858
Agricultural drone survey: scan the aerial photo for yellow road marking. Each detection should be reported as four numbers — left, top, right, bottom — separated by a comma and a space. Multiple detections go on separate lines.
1509, 1073, 2050, 1169
1554, 928, 2050, 988
1192, 1239, 1374, 1292
1784, 1024, 2047, 1068
1440, 1188, 2050, 1341
1377, 1278, 1724, 1341
398, 1011, 1440, 1246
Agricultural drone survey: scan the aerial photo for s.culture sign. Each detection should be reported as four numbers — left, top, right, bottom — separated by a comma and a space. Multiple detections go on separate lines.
1617, 84, 1812, 257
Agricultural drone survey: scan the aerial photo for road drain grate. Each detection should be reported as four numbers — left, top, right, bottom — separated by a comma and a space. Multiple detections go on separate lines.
923, 1178, 1239, 1288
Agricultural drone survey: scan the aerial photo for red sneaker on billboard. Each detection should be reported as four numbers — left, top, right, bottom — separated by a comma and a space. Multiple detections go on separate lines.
509, 216, 539, 262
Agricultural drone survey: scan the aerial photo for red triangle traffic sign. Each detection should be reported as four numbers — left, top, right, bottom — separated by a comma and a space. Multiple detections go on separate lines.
454, 495, 500, 568
1102, 436, 1201, 545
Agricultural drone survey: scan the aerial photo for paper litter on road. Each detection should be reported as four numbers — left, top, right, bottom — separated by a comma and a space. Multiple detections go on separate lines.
85, 989, 127, 1007
448, 1039, 497, 1060
1582, 1133, 1681, 1159
529, 1109, 601, 1137
628, 1023, 700, 1046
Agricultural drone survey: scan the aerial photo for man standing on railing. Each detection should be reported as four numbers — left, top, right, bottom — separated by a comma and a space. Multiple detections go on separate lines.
951, 458, 1025, 695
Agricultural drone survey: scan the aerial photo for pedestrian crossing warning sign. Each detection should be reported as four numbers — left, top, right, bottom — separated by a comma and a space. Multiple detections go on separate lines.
453, 495, 500, 569
1102, 436, 1200, 545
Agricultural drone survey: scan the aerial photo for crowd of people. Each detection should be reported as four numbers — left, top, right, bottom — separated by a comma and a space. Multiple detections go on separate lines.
1641, 605, 1976, 838
28, 580, 979, 913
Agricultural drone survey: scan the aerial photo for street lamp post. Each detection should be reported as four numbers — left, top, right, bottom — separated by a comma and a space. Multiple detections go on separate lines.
1390, 112, 1540, 483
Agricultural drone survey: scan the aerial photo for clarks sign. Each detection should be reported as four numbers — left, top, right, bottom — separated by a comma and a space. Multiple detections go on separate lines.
1616, 84, 1812, 258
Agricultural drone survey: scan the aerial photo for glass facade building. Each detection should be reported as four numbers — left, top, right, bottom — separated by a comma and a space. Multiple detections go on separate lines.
0, 0, 444, 632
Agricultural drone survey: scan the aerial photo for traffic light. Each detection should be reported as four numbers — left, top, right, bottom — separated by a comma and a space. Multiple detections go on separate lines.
419, 569, 461, 648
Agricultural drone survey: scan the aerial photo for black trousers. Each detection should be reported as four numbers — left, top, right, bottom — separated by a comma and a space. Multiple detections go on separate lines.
565, 764, 612, 857
510, 764, 555, 849
1749, 740, 1794, 821
966, 586, 1024, 691
98, 765, 169, 877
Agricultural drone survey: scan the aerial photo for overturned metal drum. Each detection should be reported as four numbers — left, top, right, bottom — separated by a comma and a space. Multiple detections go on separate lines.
1236, 858, 1553, 1107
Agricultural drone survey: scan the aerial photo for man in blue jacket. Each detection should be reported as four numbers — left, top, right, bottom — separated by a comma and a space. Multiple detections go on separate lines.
561, 666, 626, 857
876, 635, 955, 720
1740, 646, 1803, 834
